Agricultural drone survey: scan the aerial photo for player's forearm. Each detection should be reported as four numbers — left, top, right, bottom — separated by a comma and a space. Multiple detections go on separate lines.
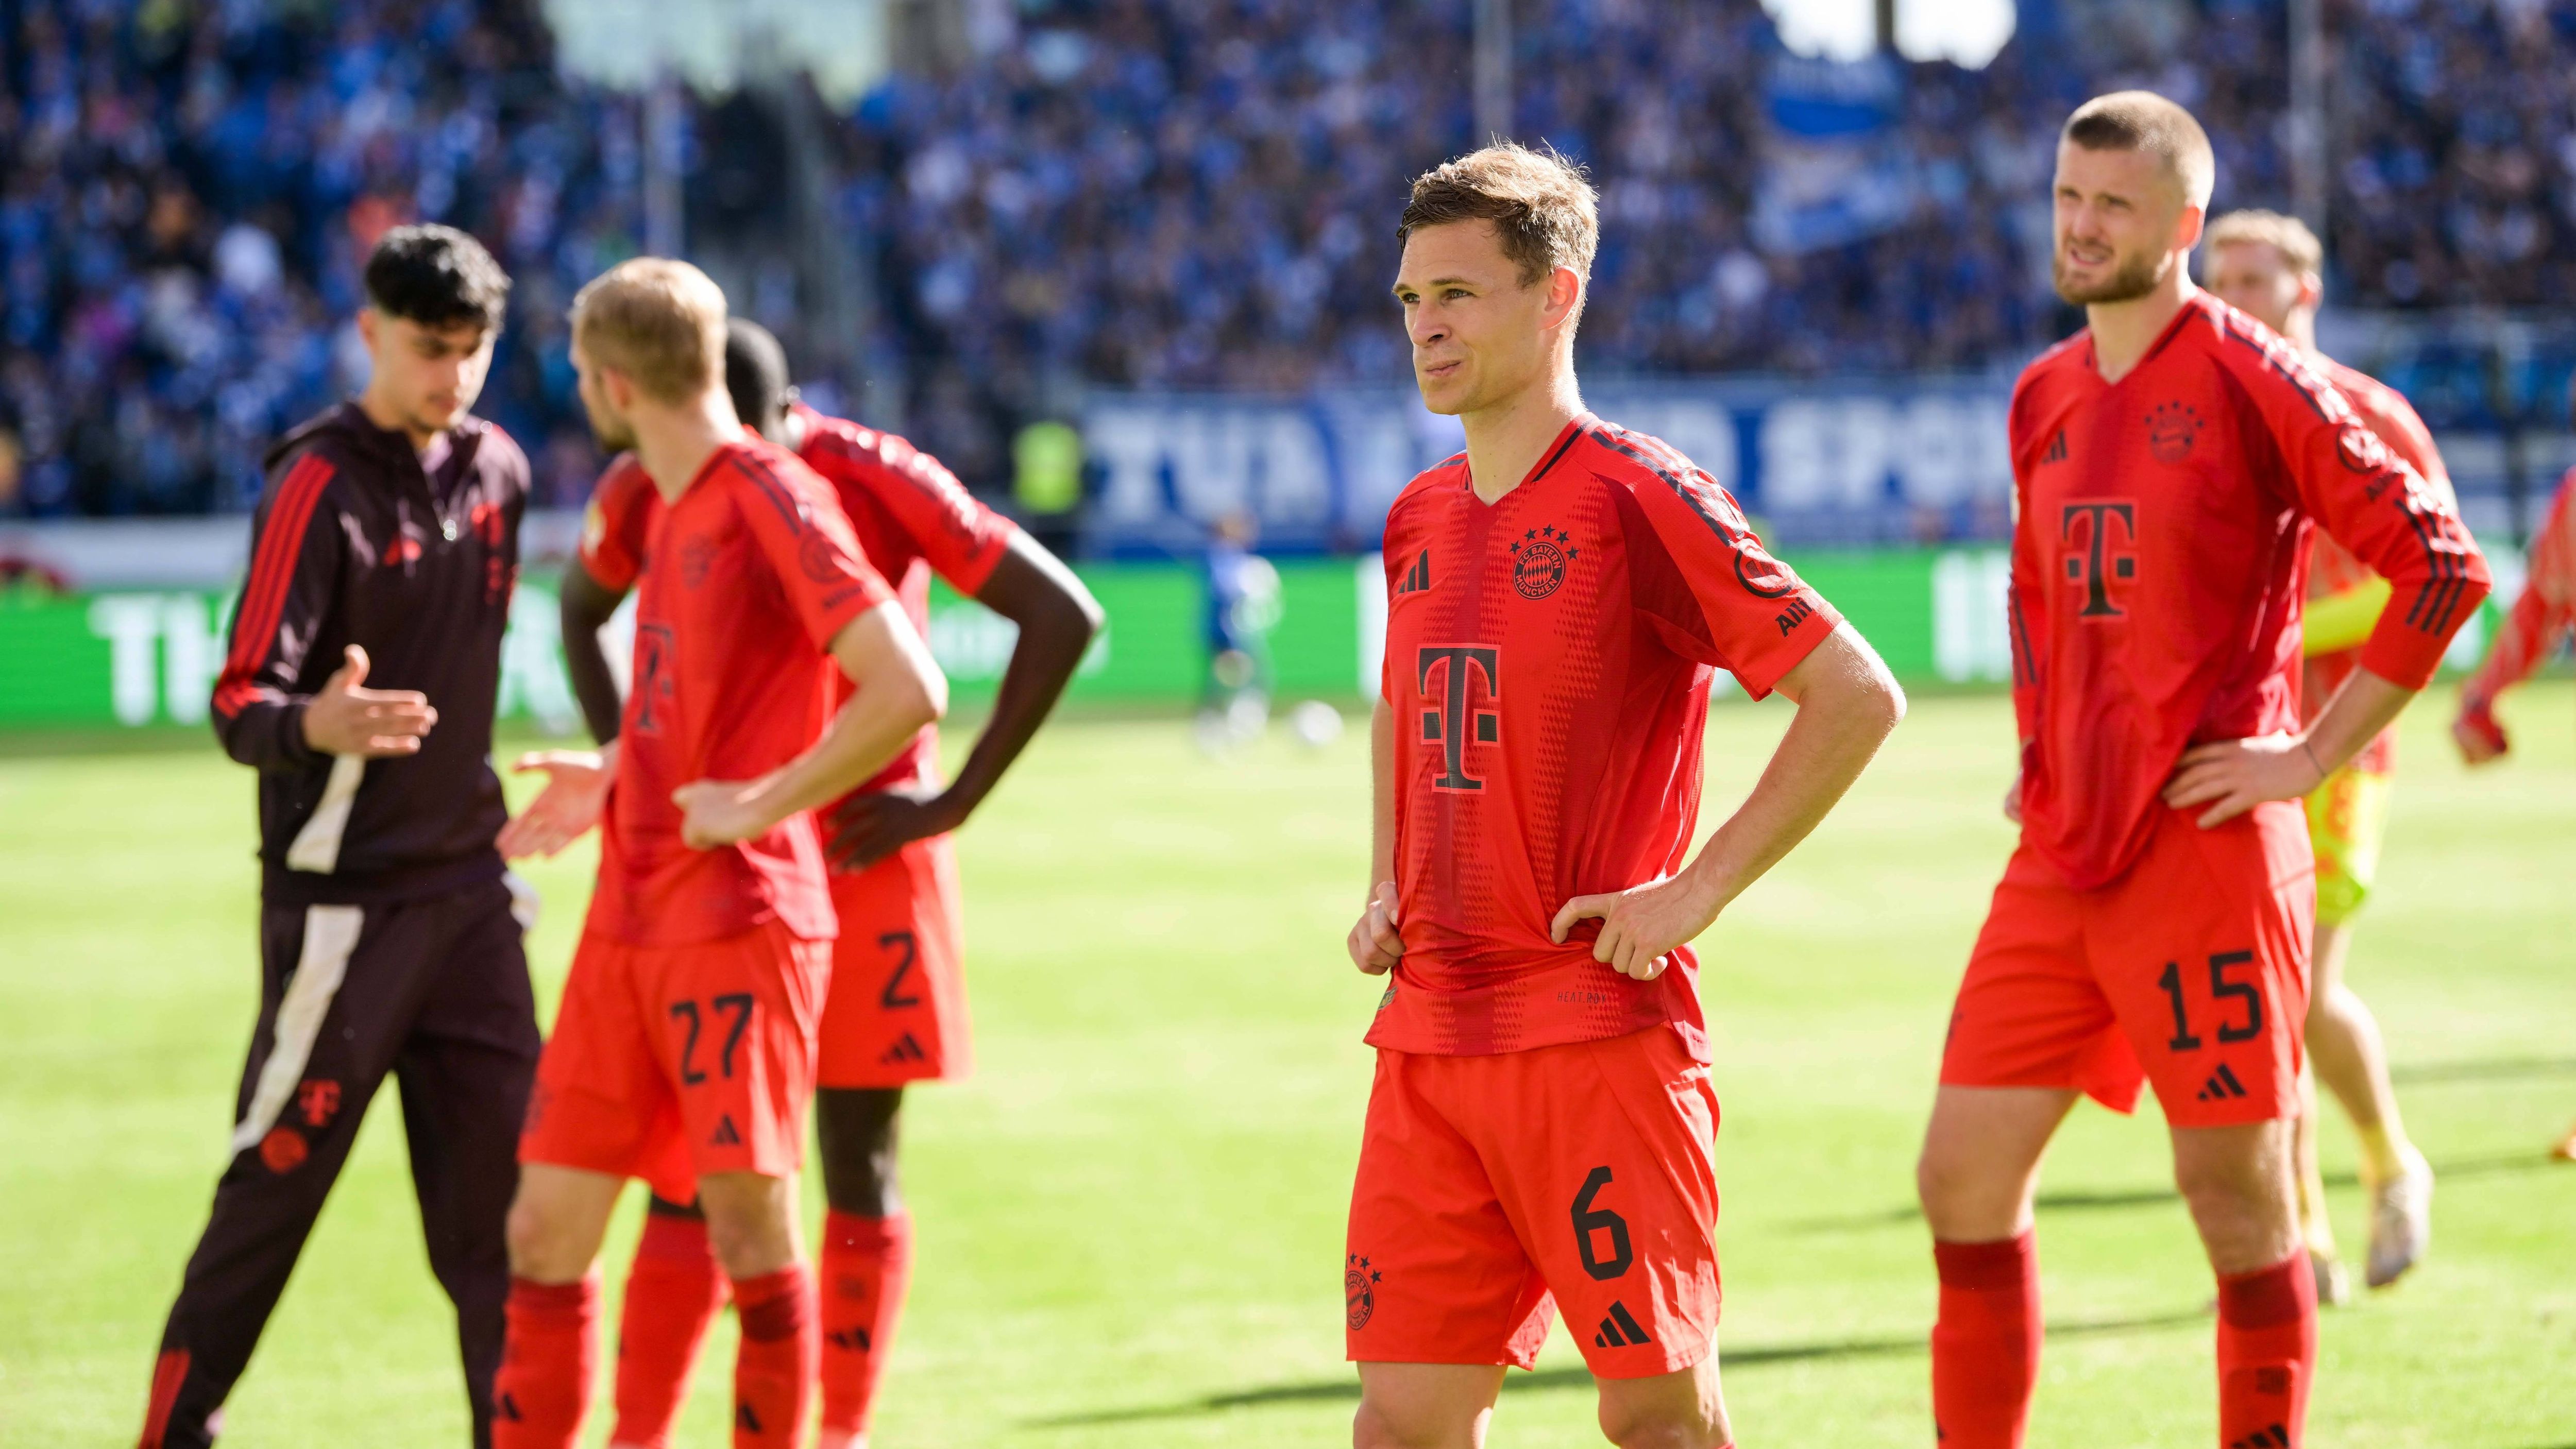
944, 541, 1104, 817
2462, 587, 2558, 708
1370, 698, 1396, 888
558, 567, 627, 745
2299, 667, 2414, 775
213, 691, 319, 771
744, 678, 946, 832
1686, 626, 1903, 911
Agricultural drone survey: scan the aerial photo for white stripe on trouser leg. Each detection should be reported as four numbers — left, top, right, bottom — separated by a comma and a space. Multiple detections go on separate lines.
284, 755, 367, 874
502, 870, 541, 934
230, 905, 365, 1155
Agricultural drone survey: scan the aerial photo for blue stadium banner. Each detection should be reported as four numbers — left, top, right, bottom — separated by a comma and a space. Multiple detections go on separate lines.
1080, 381, 2018, 555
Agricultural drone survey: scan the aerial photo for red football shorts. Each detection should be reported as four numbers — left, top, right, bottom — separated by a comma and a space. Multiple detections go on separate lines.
817, 834, 972, 1088
521, 918, 831, 1203
1943, 799, 2314, 1128
1345, 1026, 1720, 1378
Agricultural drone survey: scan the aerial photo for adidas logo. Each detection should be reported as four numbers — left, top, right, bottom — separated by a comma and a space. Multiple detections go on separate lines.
1395, 549, 1432, 595
736, 1403, 764, 1433
2228, 1423, 2289, 1448
828, 1326, 873, 1353
2197, 1064, 2251, 1102
711, 1114, 742, 1146
879, 1032, 927, 1066
2043, 429, 2069, 464
1591, 1301, 1653, 1349
497, 1392, 522, 1422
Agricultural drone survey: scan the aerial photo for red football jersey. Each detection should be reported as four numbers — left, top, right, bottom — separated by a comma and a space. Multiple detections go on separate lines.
2006, 294, 2489, 890
1371, 415, 1843, 1060
585, 438, 894, 948
581, 405, 1015, 797
2302, 361, 2452, 773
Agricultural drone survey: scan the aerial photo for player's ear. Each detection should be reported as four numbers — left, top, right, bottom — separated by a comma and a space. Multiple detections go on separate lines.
1545, 266, 1582, 330
357, 307, 380, 353
2297, 270, 2324, 313
2174, 202, 2206, 255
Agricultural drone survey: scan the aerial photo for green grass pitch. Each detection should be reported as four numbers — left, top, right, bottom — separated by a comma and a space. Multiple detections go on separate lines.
3, 687, 2572, 1446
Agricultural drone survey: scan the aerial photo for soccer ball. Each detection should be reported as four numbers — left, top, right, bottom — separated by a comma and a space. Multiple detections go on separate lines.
1291, 699, 1344, 749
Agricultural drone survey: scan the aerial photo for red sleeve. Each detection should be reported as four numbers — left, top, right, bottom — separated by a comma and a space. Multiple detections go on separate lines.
579, 455, 656, 592
730, 450, 895, 651
808, 420, 1014, 594
1620, 446, 1841, 699
2464, 469, 2576, 707
211, 448, 344, 769
2338, 367, 2457, 506
2005, 372, 2048, 745
2223, 328, 2490, 688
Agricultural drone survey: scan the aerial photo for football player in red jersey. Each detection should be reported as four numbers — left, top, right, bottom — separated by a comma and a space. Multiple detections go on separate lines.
2204, 208, 2448, 1298
488, 260, 947, 1449
1345, 144, 1907, 1449
2454, 435, 2576, 772
1918, 95, 2487, 1449
2446, 418, 2576, 1165
518, 318, 1100, 1449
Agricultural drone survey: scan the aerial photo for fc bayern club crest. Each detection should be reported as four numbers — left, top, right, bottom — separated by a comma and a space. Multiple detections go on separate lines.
1509, 525, 1577, 600
2145, 401, 2204, 464
1346, 1253, 1381, 1328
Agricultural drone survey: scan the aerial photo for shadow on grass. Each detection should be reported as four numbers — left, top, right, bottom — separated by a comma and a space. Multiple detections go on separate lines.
1030, 1310, 2204, 1427
2389, 1055, 2576, 1085
1792, 1149, 2564, 1234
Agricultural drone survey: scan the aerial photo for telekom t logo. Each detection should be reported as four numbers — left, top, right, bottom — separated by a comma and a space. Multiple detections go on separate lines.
2060, 501, 2138, 618
1417, 645, 1501, 791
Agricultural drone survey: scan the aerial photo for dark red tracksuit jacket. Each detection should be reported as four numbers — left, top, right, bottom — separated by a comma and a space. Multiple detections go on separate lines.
211, 401, 530, 904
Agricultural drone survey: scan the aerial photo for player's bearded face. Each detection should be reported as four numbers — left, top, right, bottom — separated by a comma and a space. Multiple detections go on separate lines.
1394, 221, 1566, 417
2050, 144, 2191, 307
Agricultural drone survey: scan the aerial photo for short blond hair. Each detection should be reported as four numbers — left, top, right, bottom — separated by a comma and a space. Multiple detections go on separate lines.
1399, 142, 1599, 287
2063, 91, 2216, 209
2205, 209, 2324, 279
569, 258, 727, 404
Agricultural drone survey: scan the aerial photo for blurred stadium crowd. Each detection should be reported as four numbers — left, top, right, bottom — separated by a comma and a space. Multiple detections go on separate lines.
4, 0, 2574, 518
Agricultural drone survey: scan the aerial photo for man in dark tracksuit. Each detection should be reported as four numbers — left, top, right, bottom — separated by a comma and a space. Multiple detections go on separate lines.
141, 226, 539, 1449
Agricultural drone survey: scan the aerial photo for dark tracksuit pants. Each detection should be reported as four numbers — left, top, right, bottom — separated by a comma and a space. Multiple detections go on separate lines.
142, 877, 540, 1449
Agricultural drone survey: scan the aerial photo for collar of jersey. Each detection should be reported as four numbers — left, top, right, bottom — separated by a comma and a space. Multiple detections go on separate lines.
1461, 412, 1594, 504
2079, 293, 2207, 388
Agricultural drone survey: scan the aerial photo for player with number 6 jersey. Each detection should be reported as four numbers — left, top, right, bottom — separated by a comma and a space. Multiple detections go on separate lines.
1344, 144, 1905, 1449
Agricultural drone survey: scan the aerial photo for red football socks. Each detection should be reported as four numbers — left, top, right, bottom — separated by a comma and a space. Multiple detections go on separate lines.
1930, 1231, 2042, 1449
2216, 1252, 2316, 1448
610, 1213, 728, 1449
494, 1275, 598, 1449
729, 1265, 817, 1449
818, 1211, 914, 1445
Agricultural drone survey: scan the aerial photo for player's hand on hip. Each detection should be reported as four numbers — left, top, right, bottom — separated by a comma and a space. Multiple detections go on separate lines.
828, 780, 960, 873
672, 778, 777, 849
301, 644, 437, 758
498, 744, 616, 859
1551, 874, 1720, 982
2452, 700, 2509, 765
1347, 881, 1403, 975
2160, 731, 2325, 828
